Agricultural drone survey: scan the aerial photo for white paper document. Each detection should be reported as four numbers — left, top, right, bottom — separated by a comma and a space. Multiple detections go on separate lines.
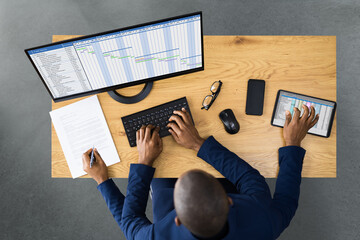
50, 95, 120, 178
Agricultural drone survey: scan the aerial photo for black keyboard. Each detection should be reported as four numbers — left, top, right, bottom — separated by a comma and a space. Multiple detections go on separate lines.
122, 97, 194, 147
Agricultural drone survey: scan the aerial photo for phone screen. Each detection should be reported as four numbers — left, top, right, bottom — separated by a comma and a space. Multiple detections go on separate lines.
246, 79, 265, 115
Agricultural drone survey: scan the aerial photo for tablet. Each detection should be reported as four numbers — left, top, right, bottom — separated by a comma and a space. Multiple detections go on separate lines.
271, 90, 336, 138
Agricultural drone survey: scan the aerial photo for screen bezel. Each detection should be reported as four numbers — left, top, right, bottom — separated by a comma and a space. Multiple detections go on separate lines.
24, 11, 204, 102
271, 89, 337, 138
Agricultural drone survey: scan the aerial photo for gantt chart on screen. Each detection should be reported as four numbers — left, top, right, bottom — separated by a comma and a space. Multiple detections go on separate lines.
273, 92, 335, 136
28, 14, 202, 98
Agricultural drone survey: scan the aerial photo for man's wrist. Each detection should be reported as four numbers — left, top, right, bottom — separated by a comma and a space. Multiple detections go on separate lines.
138, 157, 154, 167
285, 141, 301, 147
192, 138, 205, 152
96, 177, 109, 185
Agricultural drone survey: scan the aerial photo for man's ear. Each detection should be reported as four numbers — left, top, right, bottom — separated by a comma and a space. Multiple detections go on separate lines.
228, 197, 233, 206
174, 216, 182, 226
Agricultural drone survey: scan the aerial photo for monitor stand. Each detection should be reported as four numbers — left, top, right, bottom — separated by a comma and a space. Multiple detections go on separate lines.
107, 81, 153, 104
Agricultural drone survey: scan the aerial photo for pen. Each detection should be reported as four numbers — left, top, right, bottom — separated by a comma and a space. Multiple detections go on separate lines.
90, 146, 95, 168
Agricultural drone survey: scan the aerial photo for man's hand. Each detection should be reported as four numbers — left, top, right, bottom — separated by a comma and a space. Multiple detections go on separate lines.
82, 148, 109, 185
283, 104, 319, 147
167, 108, 205, 152
136, 125, 163, 166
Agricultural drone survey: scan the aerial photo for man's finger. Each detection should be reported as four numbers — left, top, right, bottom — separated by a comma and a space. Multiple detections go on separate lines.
293, 107, 300, 119
144, 124, 155, 140
182, 108, 193, 125
309, 114, 319, 129
155, 132, 163, 148
82, 148, 92, 163
82, 153, 90, 164
173, 109, 191, 125
157, 131, 163, 149
154, 125, 160, 133
284, 110, 292, 127
139, 125, 146, 140
169, 115, 185, 128
94, 148, 105, 165
85, 148, 93, 155
82, 150, 91, 170
136, 129, 140, 145
158, 136, 163, 149
168, 128, 179, 141
307, 105, 316, 123
300, 104, 309, 121
167, 122, 181, 135
151, 126, 160, 141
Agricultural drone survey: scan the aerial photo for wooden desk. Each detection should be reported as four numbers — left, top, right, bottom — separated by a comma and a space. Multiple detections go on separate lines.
52, 35, 336, 178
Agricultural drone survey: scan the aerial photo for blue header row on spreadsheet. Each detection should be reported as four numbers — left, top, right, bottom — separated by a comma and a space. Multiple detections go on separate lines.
281, 94, 334, 108
27, 14, 200, 55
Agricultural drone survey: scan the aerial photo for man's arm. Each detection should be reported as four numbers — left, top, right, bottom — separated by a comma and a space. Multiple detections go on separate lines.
270, 105, 319, 238
167, 108, 269, 196
120, 164, 155, 239
82, 149, 125, 227
270, 146, 305, 238
197, 136, 270, 195
120, 125, 163, 240
97, 179, 125, 227
82, 125, 163, 240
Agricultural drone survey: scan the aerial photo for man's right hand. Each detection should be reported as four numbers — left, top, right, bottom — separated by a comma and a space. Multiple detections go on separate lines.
283, 104, 319, 147
167, 108, 205, 152
82, 148, 109, 185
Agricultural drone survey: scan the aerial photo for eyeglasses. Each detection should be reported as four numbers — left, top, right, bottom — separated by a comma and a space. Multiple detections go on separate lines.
201, 80, 222, 110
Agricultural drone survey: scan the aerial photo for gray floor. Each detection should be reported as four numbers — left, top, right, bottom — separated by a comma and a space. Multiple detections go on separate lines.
0, 0, 359, 239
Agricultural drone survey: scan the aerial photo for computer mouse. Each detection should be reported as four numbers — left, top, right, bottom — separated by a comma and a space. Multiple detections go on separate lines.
219, 109, 240, 134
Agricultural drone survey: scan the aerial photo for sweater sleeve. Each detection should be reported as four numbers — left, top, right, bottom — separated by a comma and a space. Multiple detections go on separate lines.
197, 136, 270, 196
270, 146, 306, 239
120, 164, 155, 240
97, 179, 125, 227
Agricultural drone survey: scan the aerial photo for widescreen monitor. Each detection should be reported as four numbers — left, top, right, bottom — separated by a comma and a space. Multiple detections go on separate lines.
25, 12, 204, 102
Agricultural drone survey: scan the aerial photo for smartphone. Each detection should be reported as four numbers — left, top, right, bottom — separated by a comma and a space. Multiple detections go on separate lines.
245, 79, 265, 115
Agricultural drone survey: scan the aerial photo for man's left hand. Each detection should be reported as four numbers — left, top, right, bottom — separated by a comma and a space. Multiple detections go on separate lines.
136, 125, 163, 166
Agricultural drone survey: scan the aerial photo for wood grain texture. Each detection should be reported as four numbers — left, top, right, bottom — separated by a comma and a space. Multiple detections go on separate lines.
51, 35, 336, 178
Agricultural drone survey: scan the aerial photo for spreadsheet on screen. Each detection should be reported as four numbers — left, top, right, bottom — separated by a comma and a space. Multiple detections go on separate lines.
273, 91, 335, 137
27, 14, 202, 98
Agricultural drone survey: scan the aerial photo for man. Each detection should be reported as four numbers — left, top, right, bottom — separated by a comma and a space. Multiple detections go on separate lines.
82, 104, 319, 240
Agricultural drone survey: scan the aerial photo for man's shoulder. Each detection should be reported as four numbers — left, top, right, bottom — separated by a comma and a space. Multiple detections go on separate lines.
227, 194, 274, 238
153, 210, 196, 240
229, 193, 271, 213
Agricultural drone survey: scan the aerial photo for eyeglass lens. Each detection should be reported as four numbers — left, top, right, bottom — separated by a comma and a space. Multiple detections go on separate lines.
203, 95, 214, 107
210, 81, 220, 93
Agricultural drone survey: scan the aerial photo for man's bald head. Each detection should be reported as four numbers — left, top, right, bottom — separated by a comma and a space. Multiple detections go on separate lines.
174, 169, 229, 238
